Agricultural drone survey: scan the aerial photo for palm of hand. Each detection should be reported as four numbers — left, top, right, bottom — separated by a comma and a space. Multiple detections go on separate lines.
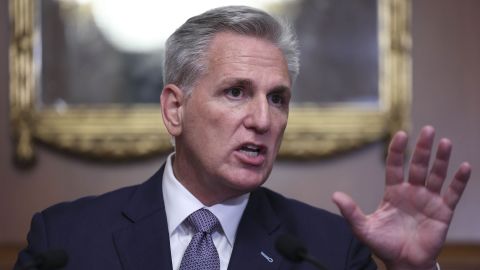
361, 184, 451, 268
333, 126, 471, 270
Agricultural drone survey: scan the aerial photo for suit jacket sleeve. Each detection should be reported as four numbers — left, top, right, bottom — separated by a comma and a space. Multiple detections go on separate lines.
14, 212, 49, 270
345, 231, 377, 269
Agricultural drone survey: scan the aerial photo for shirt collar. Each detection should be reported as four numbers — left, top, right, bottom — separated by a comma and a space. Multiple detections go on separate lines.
162, 153, 250, 246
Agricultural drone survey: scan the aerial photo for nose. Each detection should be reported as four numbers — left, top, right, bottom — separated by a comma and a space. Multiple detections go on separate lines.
244, 97, 271, 134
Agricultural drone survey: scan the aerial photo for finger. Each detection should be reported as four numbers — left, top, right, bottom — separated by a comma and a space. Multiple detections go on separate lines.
385, 130, 408, 186
444, 162, 471, 210
426, 138, 452, 193
408, 126, 435, 186
332, 192, 367, 232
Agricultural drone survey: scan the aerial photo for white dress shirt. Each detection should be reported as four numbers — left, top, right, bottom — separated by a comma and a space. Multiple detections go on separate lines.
162, 153, 250, 270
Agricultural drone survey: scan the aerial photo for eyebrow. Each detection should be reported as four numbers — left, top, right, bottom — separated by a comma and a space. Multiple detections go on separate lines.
219, 78, 291, 94
270, 85, 291, 95
219, 78, 253, 89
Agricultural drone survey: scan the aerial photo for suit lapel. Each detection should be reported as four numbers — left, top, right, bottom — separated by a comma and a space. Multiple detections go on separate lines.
113, 165, 173, 270
112, 166, 288, 270
228, 188, 285, 270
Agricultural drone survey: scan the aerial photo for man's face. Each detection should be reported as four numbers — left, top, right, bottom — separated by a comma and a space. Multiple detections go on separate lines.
172, 31, 291, 205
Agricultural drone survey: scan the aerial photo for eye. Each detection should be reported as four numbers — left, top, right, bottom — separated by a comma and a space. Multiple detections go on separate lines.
225, 87, 244, 99
268, 92, 285, 106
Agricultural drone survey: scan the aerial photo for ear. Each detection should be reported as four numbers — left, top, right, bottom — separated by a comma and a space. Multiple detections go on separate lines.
160, 84, 185, 137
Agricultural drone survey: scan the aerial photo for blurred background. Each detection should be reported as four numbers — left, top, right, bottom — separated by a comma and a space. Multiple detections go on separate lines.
1, 0, 479, 269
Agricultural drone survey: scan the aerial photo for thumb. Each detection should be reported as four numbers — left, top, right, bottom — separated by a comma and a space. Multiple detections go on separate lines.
332, 191, 367, 232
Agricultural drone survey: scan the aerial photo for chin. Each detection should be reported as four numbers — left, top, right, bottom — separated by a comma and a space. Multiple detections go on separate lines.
225, 169, 269, 191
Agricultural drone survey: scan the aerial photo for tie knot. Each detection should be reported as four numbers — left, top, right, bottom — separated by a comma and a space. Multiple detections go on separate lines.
186, 209, 220, 234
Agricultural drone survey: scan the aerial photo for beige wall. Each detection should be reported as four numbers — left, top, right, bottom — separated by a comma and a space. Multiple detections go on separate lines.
1, 0, 479, 245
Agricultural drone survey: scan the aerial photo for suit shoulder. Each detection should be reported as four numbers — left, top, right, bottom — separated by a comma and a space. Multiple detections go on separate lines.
40, 165, 166, 222
257, 187, 349, 231
41, 184, 139, 224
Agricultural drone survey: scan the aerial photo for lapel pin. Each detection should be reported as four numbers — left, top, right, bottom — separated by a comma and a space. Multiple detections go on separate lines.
260, 251, 274, 263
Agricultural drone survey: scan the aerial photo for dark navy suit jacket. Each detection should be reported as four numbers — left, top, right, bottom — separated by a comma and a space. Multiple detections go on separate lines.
15, 165, 377, 270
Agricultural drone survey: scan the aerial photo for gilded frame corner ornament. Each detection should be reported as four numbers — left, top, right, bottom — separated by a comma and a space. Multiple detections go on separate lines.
9, 0, 411, 164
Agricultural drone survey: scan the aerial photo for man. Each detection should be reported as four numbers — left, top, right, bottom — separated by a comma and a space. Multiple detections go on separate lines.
16, 6, 471, 270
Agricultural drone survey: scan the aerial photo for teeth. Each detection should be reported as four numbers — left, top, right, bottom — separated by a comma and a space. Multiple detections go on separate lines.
240, 149, 259, 157
244, 144, 259, 151
240, 144, 260, 157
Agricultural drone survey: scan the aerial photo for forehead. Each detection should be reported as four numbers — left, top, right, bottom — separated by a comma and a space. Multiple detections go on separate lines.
204, 32, 290, 85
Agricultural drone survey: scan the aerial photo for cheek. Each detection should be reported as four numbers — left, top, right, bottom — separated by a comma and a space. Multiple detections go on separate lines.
185, 102, 237, 143
272, 113, 288, 136
269, 115, 288, 152
207, 105, 245, 129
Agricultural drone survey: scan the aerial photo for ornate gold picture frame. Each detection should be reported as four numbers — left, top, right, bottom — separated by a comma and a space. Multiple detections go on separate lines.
9, 0, 411, 165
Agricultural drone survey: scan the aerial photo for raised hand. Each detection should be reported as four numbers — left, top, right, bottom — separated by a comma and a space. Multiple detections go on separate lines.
332, 126, 471, 270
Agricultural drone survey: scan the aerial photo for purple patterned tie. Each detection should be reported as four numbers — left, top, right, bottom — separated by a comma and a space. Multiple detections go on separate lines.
179, 209, 220, 270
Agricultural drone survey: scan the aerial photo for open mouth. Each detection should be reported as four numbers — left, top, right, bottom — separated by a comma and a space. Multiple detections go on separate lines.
238, 144, 265, 157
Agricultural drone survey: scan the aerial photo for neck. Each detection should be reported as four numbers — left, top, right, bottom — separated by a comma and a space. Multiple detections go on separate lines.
171, 152, 244, 206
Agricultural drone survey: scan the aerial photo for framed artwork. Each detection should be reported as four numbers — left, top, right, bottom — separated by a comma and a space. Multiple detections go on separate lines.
9, 0, 411, 164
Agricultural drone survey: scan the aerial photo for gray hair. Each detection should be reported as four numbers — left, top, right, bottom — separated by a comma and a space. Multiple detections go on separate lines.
163, 5, 299, 94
